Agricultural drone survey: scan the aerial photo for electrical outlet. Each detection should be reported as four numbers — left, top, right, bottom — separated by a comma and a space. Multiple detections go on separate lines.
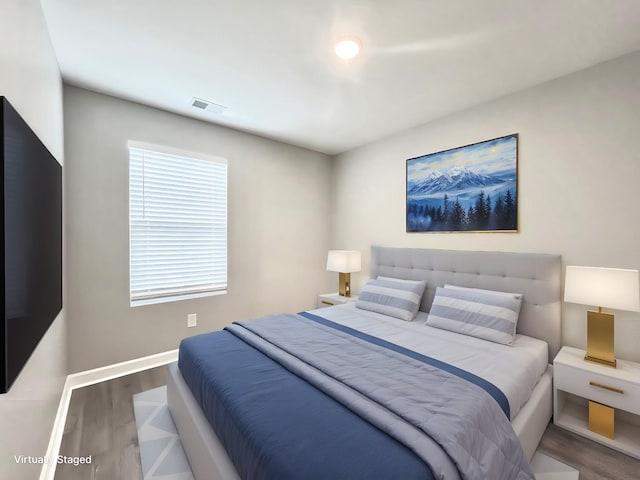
187, 313, 197, 328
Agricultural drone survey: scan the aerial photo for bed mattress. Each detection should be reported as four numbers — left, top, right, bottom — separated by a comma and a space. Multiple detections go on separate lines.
178, 308, 542, 479
312, 303, 549, 419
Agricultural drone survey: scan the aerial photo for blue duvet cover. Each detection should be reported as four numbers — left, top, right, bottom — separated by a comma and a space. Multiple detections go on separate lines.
178, 312, 534, 480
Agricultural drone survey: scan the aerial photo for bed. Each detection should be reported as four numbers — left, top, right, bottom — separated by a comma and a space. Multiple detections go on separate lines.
167, 247, 562, 480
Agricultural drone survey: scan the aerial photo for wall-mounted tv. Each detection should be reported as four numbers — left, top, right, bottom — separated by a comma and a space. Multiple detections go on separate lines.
1, 97, 62, 393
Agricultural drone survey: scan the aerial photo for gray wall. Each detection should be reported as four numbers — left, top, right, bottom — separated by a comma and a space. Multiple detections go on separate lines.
64, 86, 332, 372
332, 52, 640, 362
0, 0, 66, 478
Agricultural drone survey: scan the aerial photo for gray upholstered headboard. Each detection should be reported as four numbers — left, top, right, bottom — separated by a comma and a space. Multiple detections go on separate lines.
370, 246, 562, 361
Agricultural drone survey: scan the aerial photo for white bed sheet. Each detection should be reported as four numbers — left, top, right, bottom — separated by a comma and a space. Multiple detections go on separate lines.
309, 303, 548, 420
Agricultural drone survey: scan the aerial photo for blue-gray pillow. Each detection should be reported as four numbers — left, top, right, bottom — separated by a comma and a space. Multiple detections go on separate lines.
355, 276, 426, 321
426, 286, 522, 345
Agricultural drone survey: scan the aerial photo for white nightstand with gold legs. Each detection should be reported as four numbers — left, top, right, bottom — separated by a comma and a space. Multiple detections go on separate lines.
553, 346, 640, 459
316, 293, 358, 309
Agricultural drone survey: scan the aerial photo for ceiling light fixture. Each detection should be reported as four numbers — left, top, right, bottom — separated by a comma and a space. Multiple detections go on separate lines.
334, 38, 361, 60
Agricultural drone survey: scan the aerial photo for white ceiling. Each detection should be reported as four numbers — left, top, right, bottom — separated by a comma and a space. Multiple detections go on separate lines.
41, 1, 640, 155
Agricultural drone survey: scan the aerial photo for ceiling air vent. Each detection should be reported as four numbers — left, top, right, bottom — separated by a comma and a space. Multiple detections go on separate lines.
190, 97, 227, 114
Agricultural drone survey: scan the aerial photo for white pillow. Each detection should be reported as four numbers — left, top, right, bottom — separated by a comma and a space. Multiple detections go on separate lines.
355, 276, 426, 321
444, 284, 523, 300
427, 286, 522, 345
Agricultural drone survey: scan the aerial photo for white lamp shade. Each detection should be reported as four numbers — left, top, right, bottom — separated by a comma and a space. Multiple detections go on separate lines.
326, 250, 361, 273
564, 265, 640, 312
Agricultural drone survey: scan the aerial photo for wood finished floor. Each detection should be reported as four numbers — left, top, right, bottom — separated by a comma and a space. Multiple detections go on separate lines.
55, 366, 166, 480
55, 366, 640, 480
537, 424, 640, 480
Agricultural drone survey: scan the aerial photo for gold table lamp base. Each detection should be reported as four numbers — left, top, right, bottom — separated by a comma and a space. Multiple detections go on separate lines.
584, 309, 616, 368
338, 272, 352, 297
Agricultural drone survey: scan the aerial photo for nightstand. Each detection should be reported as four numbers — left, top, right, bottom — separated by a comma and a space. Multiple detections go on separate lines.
553, 346, 640, 459
316, 293, 358, 309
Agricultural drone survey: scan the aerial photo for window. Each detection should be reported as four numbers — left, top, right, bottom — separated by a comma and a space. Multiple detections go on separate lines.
129, 142, 227, 306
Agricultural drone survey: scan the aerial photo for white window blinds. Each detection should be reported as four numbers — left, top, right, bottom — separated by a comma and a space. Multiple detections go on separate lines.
129, 143, 227, 306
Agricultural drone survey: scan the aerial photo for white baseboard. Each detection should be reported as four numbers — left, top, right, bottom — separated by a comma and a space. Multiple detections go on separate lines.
39, 349, 179, 480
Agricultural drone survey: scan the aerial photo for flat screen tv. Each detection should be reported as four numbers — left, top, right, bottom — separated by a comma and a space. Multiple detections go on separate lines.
1, 97, 62, 393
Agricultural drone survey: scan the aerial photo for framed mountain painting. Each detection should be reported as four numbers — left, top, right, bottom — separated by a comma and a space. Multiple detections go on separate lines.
406, 134, 518, 232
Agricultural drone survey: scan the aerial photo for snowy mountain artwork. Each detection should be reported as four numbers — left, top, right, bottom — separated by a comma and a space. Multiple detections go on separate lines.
406, 134, 518, 232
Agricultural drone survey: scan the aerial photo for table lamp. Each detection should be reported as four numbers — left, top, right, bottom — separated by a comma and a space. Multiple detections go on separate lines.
564, 265, 640, 368
326, 250, 361, 297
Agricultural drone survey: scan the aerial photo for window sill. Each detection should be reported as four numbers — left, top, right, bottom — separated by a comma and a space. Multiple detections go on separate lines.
130, 289, 227, 307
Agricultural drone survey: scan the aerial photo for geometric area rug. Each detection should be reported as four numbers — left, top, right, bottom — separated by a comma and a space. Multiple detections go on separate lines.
134, 386, 579, 480
530, 452, 579, 480
133, 386, 194, 480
